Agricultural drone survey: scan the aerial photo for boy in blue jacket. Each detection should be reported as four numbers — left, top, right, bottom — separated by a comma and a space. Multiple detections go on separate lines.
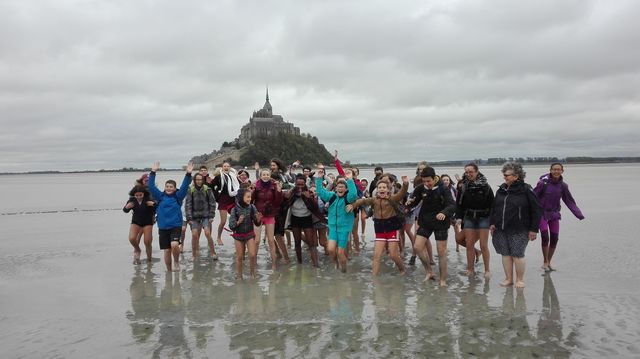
148, 161, 193, 271
316, 170, 358, 272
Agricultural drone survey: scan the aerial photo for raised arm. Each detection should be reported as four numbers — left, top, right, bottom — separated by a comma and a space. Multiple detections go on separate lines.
147, 169, 163, 200
390, 176, 409, 203
346, 179, 358, 203
315, 177, 333, 202
334, 150, 346, 176
176, 163, 193, 201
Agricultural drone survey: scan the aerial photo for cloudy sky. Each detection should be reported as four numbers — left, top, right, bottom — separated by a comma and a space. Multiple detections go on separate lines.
1, 0, 639, 171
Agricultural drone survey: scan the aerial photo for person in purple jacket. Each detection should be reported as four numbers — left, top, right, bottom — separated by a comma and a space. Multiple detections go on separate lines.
534, 163, 585, 272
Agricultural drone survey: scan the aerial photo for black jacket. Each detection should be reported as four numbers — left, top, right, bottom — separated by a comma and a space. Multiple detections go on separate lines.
410, 184, 456, 230
490, 180, 542, 233
457, 172, 494, 217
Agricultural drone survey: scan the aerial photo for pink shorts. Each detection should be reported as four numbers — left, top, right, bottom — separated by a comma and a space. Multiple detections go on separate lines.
261, 216, 276, 225
375, 231, 399, 242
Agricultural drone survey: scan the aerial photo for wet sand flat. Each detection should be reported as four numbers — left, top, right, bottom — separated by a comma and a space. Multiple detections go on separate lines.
1, 165, 639, 358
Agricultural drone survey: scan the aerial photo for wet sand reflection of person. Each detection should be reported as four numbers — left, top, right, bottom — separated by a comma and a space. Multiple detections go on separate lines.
152, 273, 190, 358
534, 274, 573, 358
318, 279, 365, 355
456, 278, 492, 357
127, 267, 159, 343
370, 279, 410, 356
185, 260, 216, 350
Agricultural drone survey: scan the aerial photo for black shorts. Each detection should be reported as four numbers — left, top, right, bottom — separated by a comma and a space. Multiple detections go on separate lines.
159, 227, 182, 249
290, 215, 313, 229
417, 227, 448, 241
132, 219, 153, 227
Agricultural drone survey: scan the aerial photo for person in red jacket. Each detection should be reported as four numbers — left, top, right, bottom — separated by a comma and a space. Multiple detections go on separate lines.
252, 169, 289, 270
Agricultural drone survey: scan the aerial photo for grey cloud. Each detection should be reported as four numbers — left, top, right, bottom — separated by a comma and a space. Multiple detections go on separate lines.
0, 0, 639, 172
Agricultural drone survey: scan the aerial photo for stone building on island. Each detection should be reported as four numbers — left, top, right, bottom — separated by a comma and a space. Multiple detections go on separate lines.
238, 88, 300, 145
200, 89, 300, 168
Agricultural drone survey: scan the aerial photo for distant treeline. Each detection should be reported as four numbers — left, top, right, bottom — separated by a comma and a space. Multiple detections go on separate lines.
2, 157, 639, 175
351, 156, 640, 168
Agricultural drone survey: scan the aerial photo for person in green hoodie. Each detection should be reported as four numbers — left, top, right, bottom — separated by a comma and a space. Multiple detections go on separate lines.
315, 170, 358, 272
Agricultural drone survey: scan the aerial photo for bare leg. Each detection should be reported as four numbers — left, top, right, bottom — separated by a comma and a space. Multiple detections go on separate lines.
191, 226, 201, 259
254, 224, 262, 255
372, 241, 386, 276
337, 247, 348, 272
164, 249, 172, 271
216, 209, 227, 245
465, 229, 478, 275
179, 223, 187, 253
436, 240, 448, 287
398, 229, 405, 254
317, 228, 328, 254
292, 227, 304, 263
500, 256, 514, 286
235, 240, 246, 280
478, 229, 491, 278
286, 230, 292, 248
414, 235, 434, 280
388, 242, 405, 275
514, 257, 526, 288
352, 220, 360, 252
404, 223, 416, 256
275, 234, 289, 264
265, 224, 278, 270
171, 241, 180, 271
203, 221, 217, 257
360, 210, 366, 236
129, 224, 142, 264
303, 228, 318, 267
327, 240, 338, 268
247, 238, 257, 278
142, 225, 153, 262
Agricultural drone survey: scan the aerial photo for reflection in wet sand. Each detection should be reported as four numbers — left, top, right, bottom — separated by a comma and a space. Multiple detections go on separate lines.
125, 252, 589, 357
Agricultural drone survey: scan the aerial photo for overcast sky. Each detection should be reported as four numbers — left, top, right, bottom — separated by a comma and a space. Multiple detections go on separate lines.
1, 0, 639, 171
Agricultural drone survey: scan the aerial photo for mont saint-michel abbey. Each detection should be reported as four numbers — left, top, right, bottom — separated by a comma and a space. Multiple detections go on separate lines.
238, 89, 300, 144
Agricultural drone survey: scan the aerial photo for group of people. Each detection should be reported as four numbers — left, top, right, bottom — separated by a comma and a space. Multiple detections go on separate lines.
124, 155, 584, 287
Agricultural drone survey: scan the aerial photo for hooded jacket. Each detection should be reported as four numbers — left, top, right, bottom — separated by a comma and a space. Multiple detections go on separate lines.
457, 172, 494, 217
316, 178, 358, 233
410, 181, 456, 230
251, 179, 283, 217
185, 184, 217, 221
228, 201, 261, 240
533, 173, 584, 221
148, 172, 191, 230
490, 179, 542, 233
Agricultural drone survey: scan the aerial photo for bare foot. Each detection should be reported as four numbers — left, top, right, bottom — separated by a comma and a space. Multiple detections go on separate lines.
399, 270, 406, 276
465, 270, 475, 276
484, 271, 492, 279
217, 238, 224, 246
499, 279, 513, 287
424, 272, 436, 282
271, 264, 277, 271
548, 265, 556, 272
439, 280, 447, 287
542, 264, 550, 272
515, 281, 525, 288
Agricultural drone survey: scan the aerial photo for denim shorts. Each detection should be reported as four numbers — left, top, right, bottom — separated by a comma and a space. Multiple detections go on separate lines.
463, 215, 490, 230
189, 218, 211, 231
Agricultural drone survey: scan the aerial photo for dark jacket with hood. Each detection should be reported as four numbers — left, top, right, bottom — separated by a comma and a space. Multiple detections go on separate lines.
457, 172, 494, 218
229, 191, 261, 240
185, 184, 217, 221
490, 179, 542, 233
409, 180, 456, 231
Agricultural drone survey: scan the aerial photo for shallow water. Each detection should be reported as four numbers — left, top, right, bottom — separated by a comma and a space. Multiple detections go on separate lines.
1, 164, 639, 358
